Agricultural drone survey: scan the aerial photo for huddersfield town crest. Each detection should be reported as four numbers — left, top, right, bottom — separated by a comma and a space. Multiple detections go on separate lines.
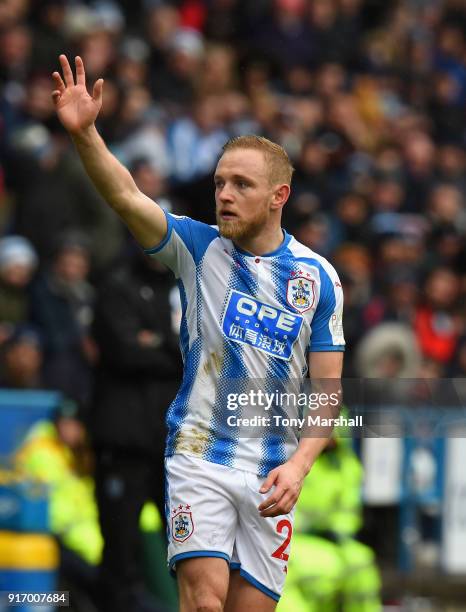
287, 276, 315, 313
171, 505, 194, 542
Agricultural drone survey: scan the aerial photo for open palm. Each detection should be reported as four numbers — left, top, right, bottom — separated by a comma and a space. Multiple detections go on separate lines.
52, 55, 103, 134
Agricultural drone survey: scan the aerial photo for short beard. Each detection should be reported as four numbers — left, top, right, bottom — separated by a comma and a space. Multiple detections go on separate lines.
217, 211, 268, 242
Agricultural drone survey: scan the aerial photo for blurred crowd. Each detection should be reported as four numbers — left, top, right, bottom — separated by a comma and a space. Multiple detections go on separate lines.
0, 0, 464, 608
0, 0, 465, 392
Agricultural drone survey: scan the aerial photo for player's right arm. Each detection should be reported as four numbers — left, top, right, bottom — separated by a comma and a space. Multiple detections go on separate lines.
52, 55, 166, 249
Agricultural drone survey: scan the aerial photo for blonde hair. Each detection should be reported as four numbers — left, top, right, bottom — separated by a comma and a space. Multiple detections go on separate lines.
222, 135, 294, 185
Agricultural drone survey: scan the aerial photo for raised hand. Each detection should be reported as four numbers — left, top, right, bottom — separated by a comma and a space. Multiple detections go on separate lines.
52, 55, 103, 135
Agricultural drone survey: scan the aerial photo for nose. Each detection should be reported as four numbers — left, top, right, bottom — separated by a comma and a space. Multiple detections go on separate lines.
217, 183, 234, 204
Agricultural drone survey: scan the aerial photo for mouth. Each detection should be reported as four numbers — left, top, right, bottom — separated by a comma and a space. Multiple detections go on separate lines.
219, 211, 238, 221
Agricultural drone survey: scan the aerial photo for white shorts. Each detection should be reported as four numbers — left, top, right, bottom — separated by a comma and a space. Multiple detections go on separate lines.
165, 454, 294, 601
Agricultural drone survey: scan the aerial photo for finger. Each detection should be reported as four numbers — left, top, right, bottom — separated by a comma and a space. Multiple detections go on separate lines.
260, 470, 278, 494
52, 72, 65, 92
260, 501, 285, 517
261, 504, 287, 518
92, 78, 104, 104
258, 493, 278, 511
260, 506, 280, 518
260, 494, 294, 517
75, 56, 86, 86
259, 487, 293, 514
258, 487, 285, 511
59, 54, 74, 87
51, 90, 61, 104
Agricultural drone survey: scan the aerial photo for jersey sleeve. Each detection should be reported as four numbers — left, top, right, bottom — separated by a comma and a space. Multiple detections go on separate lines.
309, 263, 345, 352
143, 209, 218, 278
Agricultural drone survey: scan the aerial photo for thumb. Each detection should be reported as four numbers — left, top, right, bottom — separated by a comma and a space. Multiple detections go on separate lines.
260, 469, 277, 493
51, 90, 61, 105
92, 78, 104, 104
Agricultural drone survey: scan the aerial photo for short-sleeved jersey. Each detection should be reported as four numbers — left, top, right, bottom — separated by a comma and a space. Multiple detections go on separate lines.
145, 211, 345, 476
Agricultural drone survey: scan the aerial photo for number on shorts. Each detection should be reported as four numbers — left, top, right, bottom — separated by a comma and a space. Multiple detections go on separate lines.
271, 519, 292, 561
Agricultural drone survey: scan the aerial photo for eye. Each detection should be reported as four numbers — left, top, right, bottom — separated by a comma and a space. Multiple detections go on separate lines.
237, 180, 249, 189
214, 179, 224, 189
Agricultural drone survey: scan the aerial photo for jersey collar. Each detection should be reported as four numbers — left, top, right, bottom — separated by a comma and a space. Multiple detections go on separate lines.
233, 229, 292, 258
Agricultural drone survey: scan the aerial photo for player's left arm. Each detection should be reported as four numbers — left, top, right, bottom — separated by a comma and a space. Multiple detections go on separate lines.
258, 351, 343, 518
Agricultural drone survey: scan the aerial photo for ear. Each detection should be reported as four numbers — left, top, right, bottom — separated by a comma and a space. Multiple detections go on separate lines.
271, 184, 291, 211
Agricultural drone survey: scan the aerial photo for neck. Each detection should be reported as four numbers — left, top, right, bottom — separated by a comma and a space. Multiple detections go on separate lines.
234, 226, 284, 256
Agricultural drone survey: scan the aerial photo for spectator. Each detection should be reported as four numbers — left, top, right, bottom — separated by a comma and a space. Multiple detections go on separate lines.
166, 93, 229, 183
196, 43, 237, 97
150, 27, 205, 113
30, 231, 96, 413
330, 192, 372, 246
129, 157, 184, 215
363, 267, 419, 330
427, 183, 466, 233
146, 3, 180, 70
115, 36, 150, 88
355, 322, 422, 380
308, 0, 360, 67
13, 411, 103, 610
91, 250, 182, 612
414, 266, 461, 365
30, 0, 69, 74
280, 430, 381, 612
0, 22, 32, 96
5, 128, 125, 272
0, 323, 102, 608
0, 324, 43, 389
111, 84, 170, 178
7, 362, 104, 610
0, 235, 37, 346
250, 0, 314, 74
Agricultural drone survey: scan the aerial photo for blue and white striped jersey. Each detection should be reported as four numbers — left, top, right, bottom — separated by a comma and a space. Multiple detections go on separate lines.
145, 211, 345, 476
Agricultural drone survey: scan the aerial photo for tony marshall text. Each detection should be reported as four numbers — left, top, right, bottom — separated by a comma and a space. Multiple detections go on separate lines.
227, 414, 363, 428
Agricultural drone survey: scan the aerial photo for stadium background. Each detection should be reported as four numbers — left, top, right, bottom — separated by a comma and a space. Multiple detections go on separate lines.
0, 0, 465, 610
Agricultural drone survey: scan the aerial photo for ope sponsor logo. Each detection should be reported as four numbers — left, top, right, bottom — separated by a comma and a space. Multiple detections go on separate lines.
236, 296, 297, 331
222, 290, 303, 360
